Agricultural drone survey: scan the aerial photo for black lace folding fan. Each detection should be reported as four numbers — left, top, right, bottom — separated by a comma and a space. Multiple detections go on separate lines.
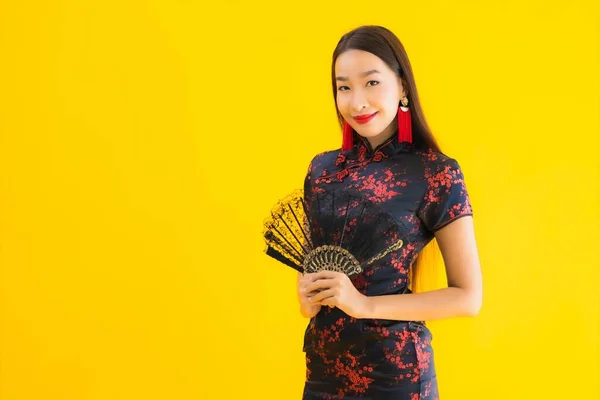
262, 188, 404, 276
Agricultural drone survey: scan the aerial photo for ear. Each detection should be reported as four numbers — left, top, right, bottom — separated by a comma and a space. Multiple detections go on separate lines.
398, 78, 406, 98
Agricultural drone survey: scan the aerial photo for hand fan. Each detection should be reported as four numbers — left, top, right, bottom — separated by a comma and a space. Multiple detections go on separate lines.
262, 188, 404, 276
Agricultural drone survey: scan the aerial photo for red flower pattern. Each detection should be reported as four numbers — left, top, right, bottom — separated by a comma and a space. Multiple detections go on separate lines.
301, 138, 472, 399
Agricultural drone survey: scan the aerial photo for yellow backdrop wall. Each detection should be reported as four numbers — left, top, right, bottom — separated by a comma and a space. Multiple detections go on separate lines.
1, 1, 598, 399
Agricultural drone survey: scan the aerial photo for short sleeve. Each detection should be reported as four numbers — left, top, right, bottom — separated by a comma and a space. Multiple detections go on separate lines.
303, 155, 319, 219
303, 157, 314, 207
417, 157, 473, 233
304, 161, 312, 200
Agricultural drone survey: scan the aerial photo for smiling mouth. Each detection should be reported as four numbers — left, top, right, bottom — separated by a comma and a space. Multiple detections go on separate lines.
353, 112, 378, 124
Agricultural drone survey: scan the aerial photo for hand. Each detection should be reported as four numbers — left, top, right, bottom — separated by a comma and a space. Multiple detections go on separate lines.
297, 273, 322, 318
304, 270, 369, 319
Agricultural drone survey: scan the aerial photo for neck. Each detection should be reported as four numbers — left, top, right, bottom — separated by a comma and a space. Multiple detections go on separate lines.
365, 124, 397, 150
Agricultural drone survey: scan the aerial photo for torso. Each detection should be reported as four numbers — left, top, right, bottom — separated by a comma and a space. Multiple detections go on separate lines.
302, 133, 472, 399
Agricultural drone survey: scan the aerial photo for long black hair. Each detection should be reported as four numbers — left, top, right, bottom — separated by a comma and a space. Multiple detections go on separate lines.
331, 25, 444, 291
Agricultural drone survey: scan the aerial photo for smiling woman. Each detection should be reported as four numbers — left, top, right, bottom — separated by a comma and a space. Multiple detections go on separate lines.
292, 25, 482, 399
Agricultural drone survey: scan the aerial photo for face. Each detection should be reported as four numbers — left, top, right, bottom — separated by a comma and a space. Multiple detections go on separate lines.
335, 49, 405, 142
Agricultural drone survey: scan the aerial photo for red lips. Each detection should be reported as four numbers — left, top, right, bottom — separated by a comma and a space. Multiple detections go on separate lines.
353, 112, 378, 124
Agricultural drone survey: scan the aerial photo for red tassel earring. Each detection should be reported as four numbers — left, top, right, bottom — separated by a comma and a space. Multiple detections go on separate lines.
398, 96, 412, 144
342, 120, 353, 151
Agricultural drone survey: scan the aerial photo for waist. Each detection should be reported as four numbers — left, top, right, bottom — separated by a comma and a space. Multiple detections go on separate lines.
303, 316, 429, 353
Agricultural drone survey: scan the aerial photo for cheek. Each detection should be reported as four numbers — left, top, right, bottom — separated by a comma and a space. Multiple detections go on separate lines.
336, 97, 351, 114
373, 85, 397, 104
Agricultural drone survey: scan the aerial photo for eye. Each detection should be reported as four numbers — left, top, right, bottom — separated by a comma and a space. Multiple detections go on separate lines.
337, 81, 379, 91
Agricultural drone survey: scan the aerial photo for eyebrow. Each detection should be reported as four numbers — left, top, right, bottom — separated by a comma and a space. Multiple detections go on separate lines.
336, 69, 381, 82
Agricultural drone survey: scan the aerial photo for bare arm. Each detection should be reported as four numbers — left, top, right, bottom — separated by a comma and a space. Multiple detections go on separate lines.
361, 216, 482, 320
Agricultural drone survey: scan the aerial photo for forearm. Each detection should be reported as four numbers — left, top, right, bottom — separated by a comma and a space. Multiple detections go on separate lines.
361, 287, 481, 321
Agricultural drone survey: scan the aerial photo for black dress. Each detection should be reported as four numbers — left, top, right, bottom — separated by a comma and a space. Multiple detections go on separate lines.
301, 132, 473, 399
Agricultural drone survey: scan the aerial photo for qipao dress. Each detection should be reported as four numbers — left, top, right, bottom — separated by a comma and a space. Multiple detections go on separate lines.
301, 131, 473, 400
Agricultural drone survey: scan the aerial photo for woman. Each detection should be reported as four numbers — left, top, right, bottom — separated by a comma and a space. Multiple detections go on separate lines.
297, 25, 482, 399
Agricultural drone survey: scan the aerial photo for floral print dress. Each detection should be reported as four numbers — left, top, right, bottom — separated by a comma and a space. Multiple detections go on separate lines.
301, 132, 473, 399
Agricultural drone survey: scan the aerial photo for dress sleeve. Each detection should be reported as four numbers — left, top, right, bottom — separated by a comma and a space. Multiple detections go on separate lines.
302, 155, 317, 218
417, 157, 473, 233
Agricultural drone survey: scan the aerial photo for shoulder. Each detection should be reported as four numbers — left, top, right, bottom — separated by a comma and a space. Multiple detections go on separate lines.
413, 147, 463, 175
306, 148, 342, 173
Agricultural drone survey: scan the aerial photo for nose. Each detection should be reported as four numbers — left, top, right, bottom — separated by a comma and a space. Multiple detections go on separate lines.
350, 90, 368, 113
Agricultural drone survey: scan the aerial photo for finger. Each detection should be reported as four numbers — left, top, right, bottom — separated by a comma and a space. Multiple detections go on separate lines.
306, 279, 336, 293
300, 289, 325, 297
320, 296, 337, 308
301, 289, 321, 298
309, 288, 336, 303
302, 272, 320, 280
312, 270, 343, 279
300, 282, 325, 292
300, 275, 321, 286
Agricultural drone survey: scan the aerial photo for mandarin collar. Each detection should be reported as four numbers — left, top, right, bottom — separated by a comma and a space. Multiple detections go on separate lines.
356, 129, 413, 157
334, 129, 413, 169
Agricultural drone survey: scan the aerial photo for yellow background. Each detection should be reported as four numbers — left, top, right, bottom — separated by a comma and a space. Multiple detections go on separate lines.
1, 1, 599, 399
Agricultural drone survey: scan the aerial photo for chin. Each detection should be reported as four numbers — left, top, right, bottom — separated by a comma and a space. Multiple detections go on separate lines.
358, 127, 385, 138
